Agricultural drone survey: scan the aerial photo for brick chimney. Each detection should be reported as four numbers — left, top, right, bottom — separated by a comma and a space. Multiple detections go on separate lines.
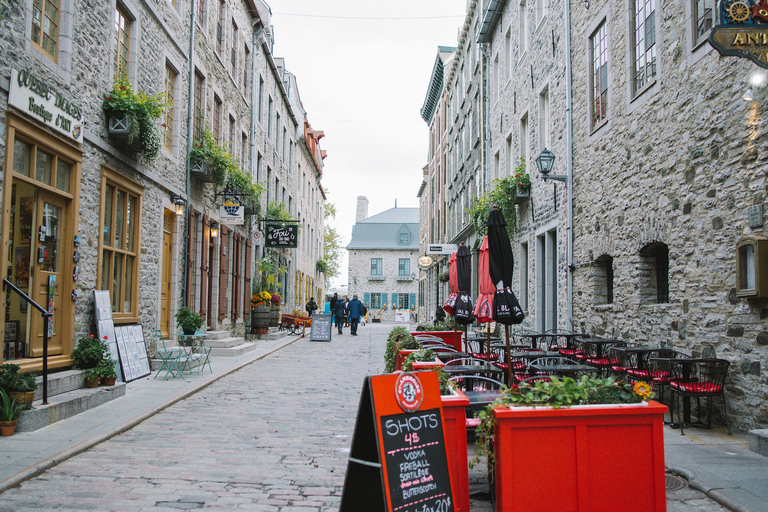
356, 196, 369, 222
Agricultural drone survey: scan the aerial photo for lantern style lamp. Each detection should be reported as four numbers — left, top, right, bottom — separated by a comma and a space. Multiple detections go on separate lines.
210, 220, 220, 238
535, 148, 567, 184
171, 194, 186, 216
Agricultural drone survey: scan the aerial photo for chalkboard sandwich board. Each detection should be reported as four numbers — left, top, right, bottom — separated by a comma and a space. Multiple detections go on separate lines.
310, 313, 332, 342
340, 371, 455, 512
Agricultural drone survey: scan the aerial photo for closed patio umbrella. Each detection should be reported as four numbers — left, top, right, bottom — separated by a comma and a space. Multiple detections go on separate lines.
453, 243, 474, 326
488, 206, 525, 385
474, 236, 495, 361
443, 251, 458, 316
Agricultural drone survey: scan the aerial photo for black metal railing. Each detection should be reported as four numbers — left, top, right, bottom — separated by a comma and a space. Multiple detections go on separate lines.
3, 278, 52, 405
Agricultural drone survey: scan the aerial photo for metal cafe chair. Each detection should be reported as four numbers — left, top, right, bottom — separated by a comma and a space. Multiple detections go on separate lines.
668, 358, 732, 435
193, 329, 212, 374
150, 329, 185, 380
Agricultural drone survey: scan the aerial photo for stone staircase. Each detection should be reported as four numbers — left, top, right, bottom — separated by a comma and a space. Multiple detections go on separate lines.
206, 330, 259, 357
16, 370, 126, 432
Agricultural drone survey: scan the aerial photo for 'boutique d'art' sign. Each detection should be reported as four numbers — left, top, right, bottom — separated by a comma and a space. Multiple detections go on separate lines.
265, 223, 298, 248
710, 0, 768, 68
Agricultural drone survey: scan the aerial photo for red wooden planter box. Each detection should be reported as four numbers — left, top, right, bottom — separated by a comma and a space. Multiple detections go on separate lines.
441, 388, 471, 512
411, 357, 445, 371
395, 349, 417, 371
412, 330, 463, 351
492, 401, 668, 512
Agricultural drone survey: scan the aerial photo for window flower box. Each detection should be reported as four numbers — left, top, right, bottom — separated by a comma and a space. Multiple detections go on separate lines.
514, 186, 530, 204
190, 159, 214, 183
107, 115, 142, 154
491, 401, 667, 511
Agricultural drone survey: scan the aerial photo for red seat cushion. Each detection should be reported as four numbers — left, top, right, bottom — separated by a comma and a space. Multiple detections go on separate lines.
611, 366, 629, 373
627, 369, 670, 380
670, 381, 722, 394
466, 418, 481, 429
560, 349, 583, 356
586, 357, 620, 367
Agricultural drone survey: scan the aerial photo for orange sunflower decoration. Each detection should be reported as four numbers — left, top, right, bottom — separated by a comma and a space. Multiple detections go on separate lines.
633, 381, 653, 400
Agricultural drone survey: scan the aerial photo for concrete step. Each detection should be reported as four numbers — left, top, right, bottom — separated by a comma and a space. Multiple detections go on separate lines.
206, 336, 245, 349
203, 330, 231, 341
17, 382, 126, 432
260, 329, 291, 341
209, 342, 260, 357
32, 370, 84, 401
749, 429, 768, 456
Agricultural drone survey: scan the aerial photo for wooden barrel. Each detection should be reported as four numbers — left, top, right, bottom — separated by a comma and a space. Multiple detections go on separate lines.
269, 305, 280, 327
252, 305, 270, 330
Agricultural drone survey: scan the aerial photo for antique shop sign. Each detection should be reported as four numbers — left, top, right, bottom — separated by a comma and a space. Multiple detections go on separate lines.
8, 68, 84, 143
710, 1, 768, 68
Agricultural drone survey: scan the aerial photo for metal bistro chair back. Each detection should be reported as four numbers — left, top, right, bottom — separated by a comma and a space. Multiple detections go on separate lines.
527, 357, 595, 379
150, 329, 185, 380
669, 358, 731, 435
194, 329, 212, 374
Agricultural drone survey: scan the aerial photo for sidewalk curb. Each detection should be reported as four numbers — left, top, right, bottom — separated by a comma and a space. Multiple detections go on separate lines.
667, 465, 758, 512
0, 334, 303, 494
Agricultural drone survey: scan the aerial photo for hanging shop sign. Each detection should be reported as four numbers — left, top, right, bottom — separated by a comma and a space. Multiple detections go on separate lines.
709, 1, 768, 68
265, 223, 298, 248
8, 68, 84, 143
219, 199, 244, 225
427, 244, 458, 255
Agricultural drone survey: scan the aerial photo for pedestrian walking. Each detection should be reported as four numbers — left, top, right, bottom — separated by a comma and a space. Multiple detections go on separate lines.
330, 292, 338, 323
306, 297, 318, 317
347, 295, 365, 336
344, 298, 351, 327
334, 298, 346, 334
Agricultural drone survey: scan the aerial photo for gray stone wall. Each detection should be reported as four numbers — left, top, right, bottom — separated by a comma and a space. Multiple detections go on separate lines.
569, 1, 768, 430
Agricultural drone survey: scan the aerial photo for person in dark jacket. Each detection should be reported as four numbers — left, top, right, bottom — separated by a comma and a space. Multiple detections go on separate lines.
306, 297, 318, 317
329, 293, 339, 323
347, 295, 365, 336
334, 299, 346, 334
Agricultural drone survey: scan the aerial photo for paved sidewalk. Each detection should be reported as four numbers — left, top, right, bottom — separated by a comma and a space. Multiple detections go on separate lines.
0, 323, 766, 512
0, 332, 301, 493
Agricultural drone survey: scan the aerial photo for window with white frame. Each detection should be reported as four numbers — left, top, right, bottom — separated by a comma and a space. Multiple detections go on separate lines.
538, 86, 549, 152
631, 0, 657, 95
693, 0, 714, 45
519, 0, 529, 56
591, 21, 608, 128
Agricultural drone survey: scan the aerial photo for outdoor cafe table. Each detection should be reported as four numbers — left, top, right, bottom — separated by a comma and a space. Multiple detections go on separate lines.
442, 365, 505, 378
463, 389, 504, 409
175, 332, 210, 372
574, 337, 625, 359
528, 363, 599, 377
549, 332, 585, 350
650, 356, 697, 428
515, 332, 550, 349
610, 345, 651, 370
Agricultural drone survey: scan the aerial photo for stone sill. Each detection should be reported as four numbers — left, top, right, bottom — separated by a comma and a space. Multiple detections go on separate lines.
368, 276, 385, 281
593, 304, 624, 312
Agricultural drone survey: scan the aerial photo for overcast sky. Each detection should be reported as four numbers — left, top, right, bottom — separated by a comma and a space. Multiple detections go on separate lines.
266, 0, 467, 289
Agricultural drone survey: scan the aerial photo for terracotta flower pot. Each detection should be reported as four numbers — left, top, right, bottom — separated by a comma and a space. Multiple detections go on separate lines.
0, 419, 18, 436
84, 376, 100, 388
101, 376, 117, 386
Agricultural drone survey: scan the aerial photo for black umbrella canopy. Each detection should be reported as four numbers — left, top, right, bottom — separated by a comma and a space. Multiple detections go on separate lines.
456, 243, 472, 292
487, 208, 515, 287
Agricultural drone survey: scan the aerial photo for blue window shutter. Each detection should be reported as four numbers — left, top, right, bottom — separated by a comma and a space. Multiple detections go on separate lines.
364, 292, 370, 305
382, 293, 388, 307
392, 293, 398, 308
410, 293, 416, 308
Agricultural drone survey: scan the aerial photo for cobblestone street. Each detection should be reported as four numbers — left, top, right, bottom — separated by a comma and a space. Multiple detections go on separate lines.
0, 324, 732, 511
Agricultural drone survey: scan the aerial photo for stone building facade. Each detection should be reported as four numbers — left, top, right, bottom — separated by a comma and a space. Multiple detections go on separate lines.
477, 0, 572, 332
0, 0, 326, 371
346, 198, 418, 323
568, 1, 768, 431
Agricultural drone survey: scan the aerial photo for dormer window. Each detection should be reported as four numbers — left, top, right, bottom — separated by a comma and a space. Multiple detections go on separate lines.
399, 233, 409, 245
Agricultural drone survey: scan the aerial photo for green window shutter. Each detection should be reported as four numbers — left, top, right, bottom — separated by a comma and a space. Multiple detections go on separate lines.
409, 293, 416, 308
364, 292, 370, 305
392, 293, 398, 308
382, 293, 388, 308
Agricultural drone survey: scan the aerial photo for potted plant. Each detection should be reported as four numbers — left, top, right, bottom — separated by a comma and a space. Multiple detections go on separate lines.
99, 359, 118, 386
0, 363, 37, 406
269, 292, 281, 328
83, 367, 101, 388
251, 289, 272, 334
175, 306, 204, 335
189, 128, 231, 186
0, 389, 24, 436
73, 334, 108, 370
102, 77, 169, 162
509, 158, 531, 204
476, 376, 667, 511
383, 327, 419, 373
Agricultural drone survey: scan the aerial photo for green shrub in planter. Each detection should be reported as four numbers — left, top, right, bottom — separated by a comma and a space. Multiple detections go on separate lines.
0, 364, 37, 393
72, 335, 109, 369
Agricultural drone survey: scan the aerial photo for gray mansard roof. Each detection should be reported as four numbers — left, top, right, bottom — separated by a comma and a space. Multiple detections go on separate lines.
346, 207, 419, 250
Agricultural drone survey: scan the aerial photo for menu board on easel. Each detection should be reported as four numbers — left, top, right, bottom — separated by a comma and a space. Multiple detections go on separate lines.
340, 371, 454, 512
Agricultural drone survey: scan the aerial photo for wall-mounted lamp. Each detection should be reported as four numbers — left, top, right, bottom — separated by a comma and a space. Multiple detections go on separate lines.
209, 220, 220, 238
536, 148, 567, 185
743, 87, 754, 102
411, 272, 416, 280
170, 193, 186, 216
353, 276, 357, 284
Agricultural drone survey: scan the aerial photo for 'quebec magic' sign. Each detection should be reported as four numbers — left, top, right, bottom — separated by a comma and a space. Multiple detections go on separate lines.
265, 223, 298, 248
8, 68, 84, 143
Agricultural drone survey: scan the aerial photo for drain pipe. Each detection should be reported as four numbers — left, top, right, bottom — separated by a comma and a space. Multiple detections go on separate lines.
564, 0, 575, 329
182, 1, 197, 306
